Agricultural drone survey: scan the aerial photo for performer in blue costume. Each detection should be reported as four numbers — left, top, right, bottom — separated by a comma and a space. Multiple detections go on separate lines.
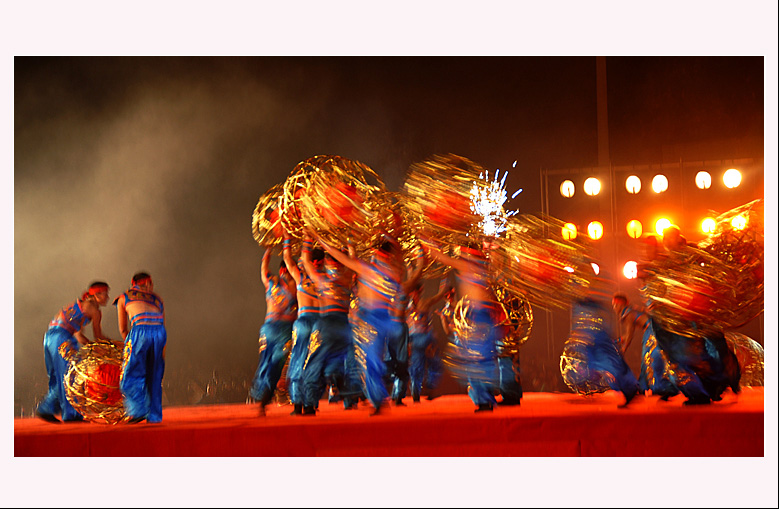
425, 241, 500, 412
36, 282, 114, 423
406, 279, 448, 402
250, 246, 298, 416
612, 294, 679, 400
115, 273, 167, 423
282, 232, 323, 415
316, 232, 422, 414
299, 234, 358, 415
494, 304, 524, 406
572, 297, 640, 406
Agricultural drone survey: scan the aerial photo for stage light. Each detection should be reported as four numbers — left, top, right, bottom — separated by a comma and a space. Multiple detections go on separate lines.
695, 171, 712, 190
590, 262, 600, 275
652, 174, 669, 193
623, 261, 638, 280
701, 217, 716, 234
583, 177, 601, 196
562, 223, 577, 240
588, 221, 603, 240
655, 218, 672, 236
625, 175, 641, 194
626, 219, 643, 239
723, 168, 742, 189
560, 180, 575, 198
731, 214, 747, 230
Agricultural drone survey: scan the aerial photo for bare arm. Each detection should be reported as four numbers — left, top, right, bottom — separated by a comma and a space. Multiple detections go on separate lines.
401, 245, 425, 294
282, 233, 301, 284
316, 234, 366, 276
423, 241, 470, 273
90, 308, 113, 342
421, 281, 450, 313
117, 296, 130, 341
300, 237, 323, 286
260, 246, 272, 289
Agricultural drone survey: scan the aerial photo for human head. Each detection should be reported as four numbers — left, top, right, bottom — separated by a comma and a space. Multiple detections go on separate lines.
86, 281, 110, 306
132, 272, 153, 291
662, 225, 686, 251
612, 293, 629, 314
641, 234, 661, 261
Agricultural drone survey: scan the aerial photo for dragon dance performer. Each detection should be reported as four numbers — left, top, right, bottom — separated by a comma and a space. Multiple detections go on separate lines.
425, 240, 500, 413
115, 273, 167, 423
36, 282, 113, 423
299, 234, 359, 415
637, 233, 741, 404
282, 232, 324, 416
572, 296, 640, 406
612, 293, 678, 400
316, 232, 419, 414
250, 246, 298, 416
406, 279, 449, 402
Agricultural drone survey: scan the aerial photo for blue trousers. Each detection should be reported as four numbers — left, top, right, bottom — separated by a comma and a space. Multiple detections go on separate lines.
652, 321, 712, 402
586, 332, 639, 401
497, 355, 523, 402
358, 308, 407, 408
409, 331, 442, 398
287, 314, 318, 405
302, 312, 355, 408
639, 321, 679, 398
120, 324, 167, 422
464, 308, 499, 407
37, 327, 83, 421
250, 320, 293, 403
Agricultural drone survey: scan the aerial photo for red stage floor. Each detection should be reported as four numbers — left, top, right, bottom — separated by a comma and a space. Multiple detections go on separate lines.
14, 388, 764, 457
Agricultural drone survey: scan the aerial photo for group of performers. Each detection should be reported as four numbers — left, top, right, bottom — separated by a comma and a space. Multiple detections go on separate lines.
35, 154, 762, 424
249, 228, 521, 416
35, 273, 167, 424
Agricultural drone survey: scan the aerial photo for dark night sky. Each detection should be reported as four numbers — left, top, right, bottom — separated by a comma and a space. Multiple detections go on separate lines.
6, 3, 778, 507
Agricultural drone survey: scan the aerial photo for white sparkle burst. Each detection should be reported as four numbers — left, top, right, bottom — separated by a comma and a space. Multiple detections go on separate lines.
470, 166, 522, 237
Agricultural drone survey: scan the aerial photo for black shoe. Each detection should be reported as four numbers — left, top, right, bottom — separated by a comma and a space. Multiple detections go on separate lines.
412, 395, 421, 403
301, 406, 316, 416
394, 399, 406, 407
475, 404, 493, 413
619, 389, 637, 408
290, 404, 303, 416
127, 416, 146, 424
426, 393, 440, 401
497, 398, 521, 406
35, 411, 61, 424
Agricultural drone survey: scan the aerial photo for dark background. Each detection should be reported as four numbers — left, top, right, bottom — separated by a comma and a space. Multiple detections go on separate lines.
14, 56, 766, 415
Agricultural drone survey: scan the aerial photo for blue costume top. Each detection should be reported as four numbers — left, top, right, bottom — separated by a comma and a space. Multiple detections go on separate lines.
119, 286, 165, 327
264, 277, 297, 321
361, 258, 402, 316
317, 267, 351, 314
49, 299, 91, 334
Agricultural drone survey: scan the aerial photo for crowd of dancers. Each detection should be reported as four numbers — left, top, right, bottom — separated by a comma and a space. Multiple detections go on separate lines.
33, 153, 761, 424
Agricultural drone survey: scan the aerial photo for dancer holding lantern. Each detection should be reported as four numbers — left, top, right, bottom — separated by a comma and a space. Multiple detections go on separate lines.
314, 231, 421, 414
424, 240, 500, 412
282, 231, 324, 415
36, 282, 114, 423
250, 247, 298, 416
299, 233, 358, 415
